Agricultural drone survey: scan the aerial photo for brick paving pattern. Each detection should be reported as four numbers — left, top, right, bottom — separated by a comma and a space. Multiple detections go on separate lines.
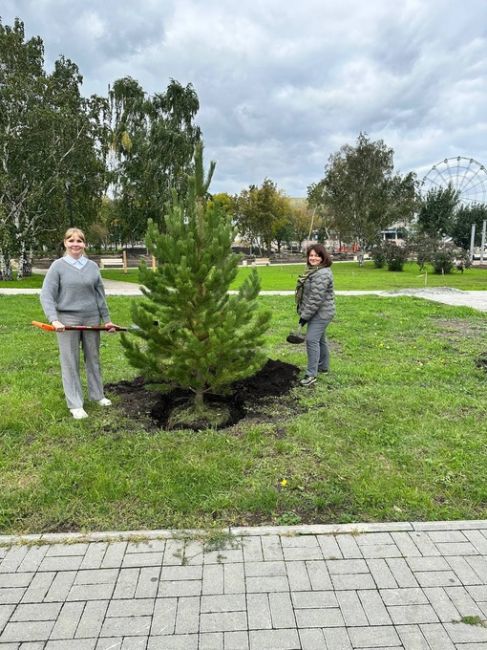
1, 522, 487, 648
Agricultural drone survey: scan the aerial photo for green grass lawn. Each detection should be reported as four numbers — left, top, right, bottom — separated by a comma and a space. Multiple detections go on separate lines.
99, 261, 487, 291
0, 274, 45, 288
1, 293, 487, 534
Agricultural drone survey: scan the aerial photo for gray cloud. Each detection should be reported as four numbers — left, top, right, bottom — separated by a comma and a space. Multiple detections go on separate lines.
2, 0, 487, 197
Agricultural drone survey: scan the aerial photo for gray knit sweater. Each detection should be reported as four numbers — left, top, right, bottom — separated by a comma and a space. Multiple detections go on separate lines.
40, 258, 110, 323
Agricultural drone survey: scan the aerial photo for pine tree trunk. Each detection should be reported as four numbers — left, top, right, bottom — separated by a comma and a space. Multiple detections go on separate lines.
194, 390, 205, 409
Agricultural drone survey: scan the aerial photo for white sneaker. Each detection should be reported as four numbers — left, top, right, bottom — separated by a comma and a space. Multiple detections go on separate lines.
70, 408, 88, 419
97, 398, 112, 407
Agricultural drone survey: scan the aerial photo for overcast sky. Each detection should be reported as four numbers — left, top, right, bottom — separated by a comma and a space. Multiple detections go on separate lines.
2, 0, 487, 197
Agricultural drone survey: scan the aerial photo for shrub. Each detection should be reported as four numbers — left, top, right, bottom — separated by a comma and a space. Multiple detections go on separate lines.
432, 249, 454, 274
370, 245, 386, 268
384, 242, 409, 272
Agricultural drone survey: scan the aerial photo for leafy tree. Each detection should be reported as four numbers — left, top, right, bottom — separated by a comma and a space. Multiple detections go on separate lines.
308, 133, 418, 256
409, 233, 441, 271
451, 203, 487, 249
0, 18, 107, 278
432, 249, 455, 274
417, 185, 459, 238
121, 144, 271, 416
109, 77, 201, 243
234, 179, 291, 254
384, 242, 409, 272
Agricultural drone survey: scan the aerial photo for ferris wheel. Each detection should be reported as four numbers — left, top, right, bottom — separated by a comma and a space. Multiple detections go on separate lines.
421, 156, 487, 206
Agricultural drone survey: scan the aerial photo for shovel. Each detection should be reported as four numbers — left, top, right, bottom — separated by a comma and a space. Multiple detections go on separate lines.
286, 324, 305, 344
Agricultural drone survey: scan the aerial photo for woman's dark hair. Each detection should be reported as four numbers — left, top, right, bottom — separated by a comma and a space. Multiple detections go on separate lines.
306, 243, 332, 267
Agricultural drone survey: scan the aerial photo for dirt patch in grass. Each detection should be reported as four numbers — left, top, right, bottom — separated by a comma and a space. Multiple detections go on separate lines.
432, 318, 487, 338
106, 359, 300, 431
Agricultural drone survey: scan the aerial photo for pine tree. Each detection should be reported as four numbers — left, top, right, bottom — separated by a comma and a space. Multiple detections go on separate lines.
121, 144, 271, 412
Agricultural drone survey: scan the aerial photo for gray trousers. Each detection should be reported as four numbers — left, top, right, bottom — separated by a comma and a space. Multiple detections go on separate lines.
305, 315, 332, 377
56, 324, 104, 409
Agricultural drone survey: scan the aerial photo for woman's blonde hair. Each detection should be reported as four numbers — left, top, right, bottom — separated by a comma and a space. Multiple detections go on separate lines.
64, 227, 86, 243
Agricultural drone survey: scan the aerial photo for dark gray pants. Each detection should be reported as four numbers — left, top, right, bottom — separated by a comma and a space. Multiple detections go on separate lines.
56, 327, 104, 409
305, 315, 332, 377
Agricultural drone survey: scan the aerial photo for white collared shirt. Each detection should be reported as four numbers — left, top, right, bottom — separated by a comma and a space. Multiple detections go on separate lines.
64, 255, 88, 270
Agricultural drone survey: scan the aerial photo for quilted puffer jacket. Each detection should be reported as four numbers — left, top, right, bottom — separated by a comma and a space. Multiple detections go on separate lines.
298, 267, 335, 321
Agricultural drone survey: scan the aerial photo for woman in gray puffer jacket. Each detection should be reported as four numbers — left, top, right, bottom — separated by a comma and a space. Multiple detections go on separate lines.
295, 244, 335, 386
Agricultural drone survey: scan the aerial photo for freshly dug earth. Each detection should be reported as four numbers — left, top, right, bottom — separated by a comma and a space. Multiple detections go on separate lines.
106, 359, 300, 430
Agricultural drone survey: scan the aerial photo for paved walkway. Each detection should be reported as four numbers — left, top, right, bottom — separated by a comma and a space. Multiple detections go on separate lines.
2, 279, 487, 312
1, 521, 487, 648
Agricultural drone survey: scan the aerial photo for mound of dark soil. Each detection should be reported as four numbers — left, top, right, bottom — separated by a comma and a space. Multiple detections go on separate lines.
106, 359, 300, 431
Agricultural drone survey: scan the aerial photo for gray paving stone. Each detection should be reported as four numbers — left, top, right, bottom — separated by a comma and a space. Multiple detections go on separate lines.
423, 586, 461, 623
466, 585, 487, 601
306, 560, 332, 590
327, 559, 369, 574
0, 620, 54, 643
386, 558, 419, 588
223, 564, 245, 594
99, 616, 151, 637
95, 639, 122, 650
396, 624, 430, 650
415, 570, 462, 588
106, 598, 155, 618
391, 532, 422, 558
11, 603, 61, 621
282, 546, 322, 561
336, 590, 368, 626
347, 625, 401, 647
444, 585, 485, 618
101, 542, 127, 569
406, 556, 450, 572
46, 640, 96, 649
249, 628, 300, 649
242, 537, 263, 563
202, 564, 223, 595
436, 542, 478, 556
122, 553, 163, 569
331, 573, 375, 591
38, 556, 83, 573
291, 590, 337, 609
161, 566, 202, 581
79, 543, 108, 570
299, 627, 325, 650
244, 561, 286, 577
0, 604, 15, 634
380, 588, 428, 606
387, 603, 439, 625
246, 576, 288, 593
261, 536, 283, 561
46, 543, 88, 557
174, 596, 199, 634
201, 594, 245, 613
336, 534, 362, 559
203, 548, 243, 565
294, 606, 344, 628
361, 544, 403, 559
322, 626, 352, 649
198, 632, 223, 649
147, 634, 198, 649
367, 559, 398, 588
0, 589, 25, 605
151, 597, 177, 636
126, 540, 165, 554
121, 638, 147, 650
358, 589, 392, 625
427, 530, 468, 543
466, 556, 487, 582
135, 567, 160, 600
17, 547, 49, 574
161, 540, 185, 567
75, 600, 109, 638
0, 548, 29, 573
464, 529, 487, 554
49, 601, 85, 639
183, 541, 204, 566
356, 532, 394, 546
447, 555, 484, 585
42, 571, 76, 603
158, 580, 201, 598
224, 630, 249, 649
246, 593, 271, 630
74, 569, 118, 585
67, 582, 115, 601
200, 611, 247, 633
316, 535, 342, 560
269, 592, 295, 628
20, 572, 54, 604
286, 561, 312, 591
408, 532, 441, 556
0, 575, 33, 590
113, 568, 139, 600
443, 621, 487, 643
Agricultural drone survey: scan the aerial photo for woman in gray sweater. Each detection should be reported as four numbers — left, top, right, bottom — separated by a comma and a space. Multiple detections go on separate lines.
295, 244, 336, 386
40, 228, 118, 419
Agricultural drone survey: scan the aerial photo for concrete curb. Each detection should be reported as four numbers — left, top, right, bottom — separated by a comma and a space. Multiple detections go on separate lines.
1, 519, 487, 547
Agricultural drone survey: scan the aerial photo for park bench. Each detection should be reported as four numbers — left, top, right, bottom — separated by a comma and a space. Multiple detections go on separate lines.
99, 255, 128, 273
249, 257, 271, 266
